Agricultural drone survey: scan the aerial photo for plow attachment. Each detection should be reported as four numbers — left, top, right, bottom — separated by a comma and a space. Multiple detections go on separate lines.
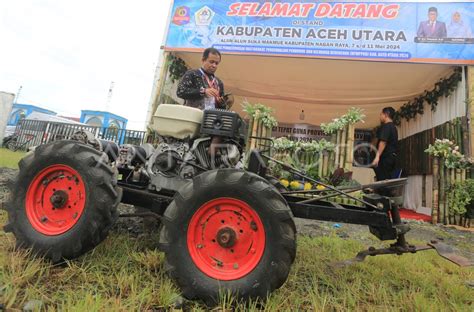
335, 240, 473, 267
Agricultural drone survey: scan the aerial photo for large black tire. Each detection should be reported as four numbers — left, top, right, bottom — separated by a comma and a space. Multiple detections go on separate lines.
4, 140, 121, 262
159, 169, 296, 304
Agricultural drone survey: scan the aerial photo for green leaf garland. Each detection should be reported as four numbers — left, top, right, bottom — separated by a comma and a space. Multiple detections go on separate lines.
168, 55, 188, 83
394, 67, 462, 125
242, 100, 278, 128
320, 107, 366, 135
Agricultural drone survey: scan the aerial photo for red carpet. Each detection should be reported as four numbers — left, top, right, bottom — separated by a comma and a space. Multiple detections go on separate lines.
398, 208, 432, 222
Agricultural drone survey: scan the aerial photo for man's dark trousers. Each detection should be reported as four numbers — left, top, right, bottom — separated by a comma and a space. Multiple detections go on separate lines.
374, 154, 396, 196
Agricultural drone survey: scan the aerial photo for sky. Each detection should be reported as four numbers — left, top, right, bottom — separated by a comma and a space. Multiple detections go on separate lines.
0, 0, 173, 130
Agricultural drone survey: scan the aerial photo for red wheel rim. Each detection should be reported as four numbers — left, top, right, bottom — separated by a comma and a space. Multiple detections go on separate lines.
187, 198, 266, 280
26, 164, 86, 236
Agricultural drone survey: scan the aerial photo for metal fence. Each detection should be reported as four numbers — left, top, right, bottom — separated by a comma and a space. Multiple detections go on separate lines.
10, 119, 148, 151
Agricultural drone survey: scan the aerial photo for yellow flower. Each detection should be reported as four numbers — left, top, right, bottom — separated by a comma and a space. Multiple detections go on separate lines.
316, 184, 326, 191
290, 181, 301, 190
280, 179, 289, 187
304, 182, 312, 190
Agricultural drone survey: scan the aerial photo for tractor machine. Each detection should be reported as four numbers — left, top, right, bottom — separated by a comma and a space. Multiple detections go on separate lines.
4, 104, 471, 304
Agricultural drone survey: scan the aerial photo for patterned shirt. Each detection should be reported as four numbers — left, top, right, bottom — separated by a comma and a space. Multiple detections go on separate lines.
177, 68, 225, 110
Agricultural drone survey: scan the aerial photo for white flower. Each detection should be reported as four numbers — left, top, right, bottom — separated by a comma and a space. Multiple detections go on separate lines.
454, 146, 459, 151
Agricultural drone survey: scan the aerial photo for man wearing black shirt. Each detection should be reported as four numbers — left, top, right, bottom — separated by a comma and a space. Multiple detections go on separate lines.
177, 48, 225, 110
372, 107, 399, 183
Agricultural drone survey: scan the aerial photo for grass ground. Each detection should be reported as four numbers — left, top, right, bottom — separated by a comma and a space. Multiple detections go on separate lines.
0, 148, 25, 169
1, 208, 473, 311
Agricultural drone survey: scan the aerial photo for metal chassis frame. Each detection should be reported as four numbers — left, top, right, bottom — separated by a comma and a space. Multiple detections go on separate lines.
119, 149, 404, 240
251, 149, 406, 240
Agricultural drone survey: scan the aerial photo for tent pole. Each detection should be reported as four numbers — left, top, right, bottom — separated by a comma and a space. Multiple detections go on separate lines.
345, 124, 355, 171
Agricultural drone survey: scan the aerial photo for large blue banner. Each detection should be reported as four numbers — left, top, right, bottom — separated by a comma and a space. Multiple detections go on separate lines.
165, 1, 474, 64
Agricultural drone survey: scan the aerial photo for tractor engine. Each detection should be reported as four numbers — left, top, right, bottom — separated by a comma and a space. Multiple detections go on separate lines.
147, 139, 190, 178
144, 109, 246, 192
114, 106, 247, 193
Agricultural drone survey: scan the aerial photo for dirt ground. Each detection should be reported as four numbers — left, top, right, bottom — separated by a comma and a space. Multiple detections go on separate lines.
1, 167, 473, 259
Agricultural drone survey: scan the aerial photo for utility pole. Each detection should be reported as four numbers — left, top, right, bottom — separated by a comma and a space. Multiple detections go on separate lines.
14, 85, 22, 104
105, 81, 114, 112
